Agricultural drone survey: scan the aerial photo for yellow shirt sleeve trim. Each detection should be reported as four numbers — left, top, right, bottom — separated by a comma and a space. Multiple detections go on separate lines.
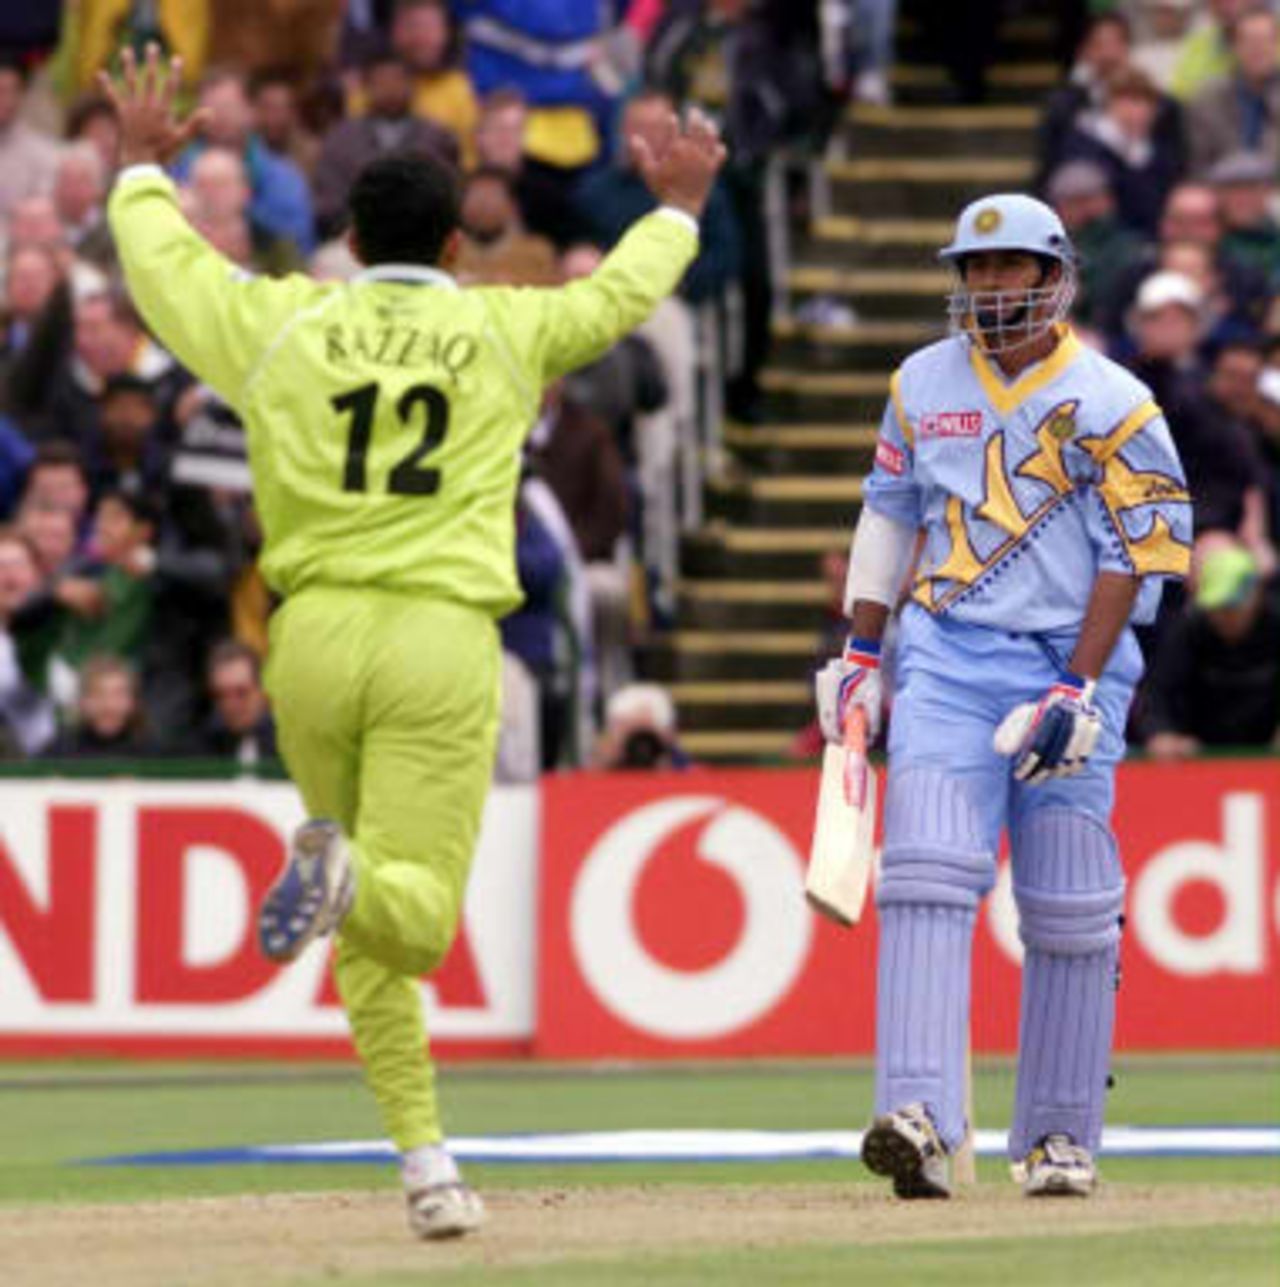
889, 369, 913, 448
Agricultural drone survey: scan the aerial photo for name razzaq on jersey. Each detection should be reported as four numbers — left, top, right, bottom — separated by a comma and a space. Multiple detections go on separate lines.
324, 323, 480, 381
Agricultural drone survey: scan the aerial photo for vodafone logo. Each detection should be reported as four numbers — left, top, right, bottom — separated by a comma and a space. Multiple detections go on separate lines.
569, 796, 813, 1040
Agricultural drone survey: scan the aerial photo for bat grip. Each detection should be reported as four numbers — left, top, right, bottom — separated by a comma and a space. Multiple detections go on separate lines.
842, 706, 869, 808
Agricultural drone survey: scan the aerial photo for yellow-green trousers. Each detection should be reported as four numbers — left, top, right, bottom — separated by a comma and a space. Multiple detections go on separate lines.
267, 587, 501, 1150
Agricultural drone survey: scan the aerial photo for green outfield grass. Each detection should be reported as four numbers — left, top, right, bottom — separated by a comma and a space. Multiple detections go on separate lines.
2, 1056, 1277, 1285
0, 1054, 1276, 1204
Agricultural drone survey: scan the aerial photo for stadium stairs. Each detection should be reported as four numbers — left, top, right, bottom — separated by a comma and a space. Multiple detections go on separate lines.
639, 11, 1061, 763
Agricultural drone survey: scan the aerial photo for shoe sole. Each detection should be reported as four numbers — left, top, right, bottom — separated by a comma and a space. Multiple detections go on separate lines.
861, 1117, 950, 1199
257, 823, 348, 963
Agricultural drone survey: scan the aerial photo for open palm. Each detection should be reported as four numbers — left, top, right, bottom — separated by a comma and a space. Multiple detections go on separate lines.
98, 43, 207, 168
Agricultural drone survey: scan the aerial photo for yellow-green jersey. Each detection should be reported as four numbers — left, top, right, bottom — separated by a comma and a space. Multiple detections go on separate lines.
107, 169, 698, 617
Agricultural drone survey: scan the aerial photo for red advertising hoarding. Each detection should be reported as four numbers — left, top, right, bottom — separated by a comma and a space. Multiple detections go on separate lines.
0, 763, 1275, 1058
536, 762, 1280, 1058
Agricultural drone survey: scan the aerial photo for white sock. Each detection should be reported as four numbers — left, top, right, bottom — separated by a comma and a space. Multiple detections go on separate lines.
401, 1143, 460, 1192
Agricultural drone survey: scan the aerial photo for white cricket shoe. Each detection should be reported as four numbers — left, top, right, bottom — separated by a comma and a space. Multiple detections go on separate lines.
257, 819, 354, 962
1023, 1133, 1097, 1197
406, 1182, 486, 1239
861, 1102, 952, 1199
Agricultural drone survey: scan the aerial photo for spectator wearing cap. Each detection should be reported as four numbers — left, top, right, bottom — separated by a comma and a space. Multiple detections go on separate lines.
1095, 180, 1274, 345
1059, 65, 1187, 237
1187, 5, 1280, 176
1035, 14, 1186, 192
1140, 538, 1280, 756
0, 57, 58, 233
1209, 150, 1280, 287
591, 682, 690, 771
1128, 274, 1272, 542
314, 49, 458, 241
1046, 160, 1148, 330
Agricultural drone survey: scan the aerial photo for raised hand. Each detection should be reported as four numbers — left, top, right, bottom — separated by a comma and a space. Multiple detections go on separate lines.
630, 106, 728, 220
97, 43, 208, 168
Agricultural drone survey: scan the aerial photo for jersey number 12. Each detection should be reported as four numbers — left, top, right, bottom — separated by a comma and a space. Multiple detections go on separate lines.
332, 381, 450, 496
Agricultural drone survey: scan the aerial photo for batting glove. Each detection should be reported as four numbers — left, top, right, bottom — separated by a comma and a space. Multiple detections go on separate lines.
815, 636, 884, 746
993, 672, 1102, 786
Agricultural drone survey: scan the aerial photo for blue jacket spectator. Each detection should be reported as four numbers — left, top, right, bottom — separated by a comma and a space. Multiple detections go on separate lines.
0, 416, 34, 520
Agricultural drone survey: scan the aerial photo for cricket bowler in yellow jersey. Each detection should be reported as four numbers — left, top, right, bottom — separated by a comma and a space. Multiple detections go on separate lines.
101, 46, 726, 1239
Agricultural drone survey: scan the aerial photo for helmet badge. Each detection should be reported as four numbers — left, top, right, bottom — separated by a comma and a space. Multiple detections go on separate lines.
973, 207, 1002, 235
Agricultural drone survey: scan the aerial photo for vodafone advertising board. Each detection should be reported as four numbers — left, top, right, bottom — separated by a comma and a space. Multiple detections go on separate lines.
538, 762, 1280, 1058
0, 763, 1276, 1058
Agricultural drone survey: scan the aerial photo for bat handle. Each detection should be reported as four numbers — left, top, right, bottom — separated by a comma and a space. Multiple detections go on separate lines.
842, 706, 869, 809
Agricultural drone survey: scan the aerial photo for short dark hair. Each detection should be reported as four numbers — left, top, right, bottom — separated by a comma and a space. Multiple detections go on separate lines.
1085, 12, 1131, 45
30, 440, 87, 477
465, 165, 516, 197
100, 373, 156, 404
349, 152, 461, 266
208, 639, 263, 683
65, 93, 117, 142
98, 488, 160, 530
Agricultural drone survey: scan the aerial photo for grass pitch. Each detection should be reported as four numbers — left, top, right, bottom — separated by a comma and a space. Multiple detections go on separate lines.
1, 1055, 1277, 1285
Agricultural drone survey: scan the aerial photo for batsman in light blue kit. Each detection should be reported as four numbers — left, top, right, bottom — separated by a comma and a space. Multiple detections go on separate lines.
816, 194, 1192, 1198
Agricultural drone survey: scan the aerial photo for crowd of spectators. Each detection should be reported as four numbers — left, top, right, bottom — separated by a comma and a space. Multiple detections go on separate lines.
0, 2, 1275, 770
0, 0, 847, 772
1033, 3, 1280, 755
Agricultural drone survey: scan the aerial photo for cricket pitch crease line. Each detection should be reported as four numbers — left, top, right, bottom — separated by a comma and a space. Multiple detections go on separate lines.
82, 1125, 1280, 1167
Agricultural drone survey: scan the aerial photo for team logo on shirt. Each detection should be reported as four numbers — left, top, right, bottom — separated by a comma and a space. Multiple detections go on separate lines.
1046, 403, 1078, 441
920, 410, 984, 439
875, 438, 906, 475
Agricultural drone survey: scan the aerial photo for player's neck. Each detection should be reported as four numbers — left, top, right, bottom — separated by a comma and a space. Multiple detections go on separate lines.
988, 327, 1061, 380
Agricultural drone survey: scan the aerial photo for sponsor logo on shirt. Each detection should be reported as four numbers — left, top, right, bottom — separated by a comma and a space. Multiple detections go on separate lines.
919, 411, 983, 439
875, 439, 906, 475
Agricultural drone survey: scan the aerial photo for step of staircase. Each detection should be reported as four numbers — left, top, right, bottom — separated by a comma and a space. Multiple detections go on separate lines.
675, 578, 830, 631
889, 61, 1060, 105
724, 422, 879, 472
770, 316, 941, 366
706, 472, 863, 528
825, 157, 1035, 220
682, 522, 852, 580
760, 367, 891, 421
841, 103, 1038, 159
641, 629, 824, 682
668, 680, 813, 733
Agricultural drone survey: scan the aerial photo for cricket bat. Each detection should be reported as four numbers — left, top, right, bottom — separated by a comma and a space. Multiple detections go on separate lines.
805, 707, 877, 926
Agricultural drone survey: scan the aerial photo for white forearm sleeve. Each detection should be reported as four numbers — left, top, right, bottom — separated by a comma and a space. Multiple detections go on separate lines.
843, 505, 917, 614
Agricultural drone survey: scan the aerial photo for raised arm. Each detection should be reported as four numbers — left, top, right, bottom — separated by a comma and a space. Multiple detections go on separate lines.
520, 108, 728, 383
101, 46, 316, 406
